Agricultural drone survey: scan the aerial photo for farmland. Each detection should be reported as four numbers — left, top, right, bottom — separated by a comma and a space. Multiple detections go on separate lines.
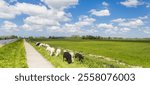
0, 39, 28, 68
29, 39, 150, 68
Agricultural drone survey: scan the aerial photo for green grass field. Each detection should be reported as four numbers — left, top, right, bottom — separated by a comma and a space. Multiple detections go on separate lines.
0, 39, 28, 68
29, 39, 150, 68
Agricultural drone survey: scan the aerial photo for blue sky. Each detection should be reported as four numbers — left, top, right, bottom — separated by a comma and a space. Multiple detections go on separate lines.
0, 0, 150, 38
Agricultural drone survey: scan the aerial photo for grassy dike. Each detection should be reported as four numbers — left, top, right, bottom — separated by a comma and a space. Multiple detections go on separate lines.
29, 40, 127, 68
0, 39, 28, 68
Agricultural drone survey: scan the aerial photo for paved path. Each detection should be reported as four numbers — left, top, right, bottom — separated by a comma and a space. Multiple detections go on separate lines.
24, 40, 54, 68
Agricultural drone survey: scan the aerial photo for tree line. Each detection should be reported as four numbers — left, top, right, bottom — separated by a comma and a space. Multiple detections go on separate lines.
0, 35, 18, 40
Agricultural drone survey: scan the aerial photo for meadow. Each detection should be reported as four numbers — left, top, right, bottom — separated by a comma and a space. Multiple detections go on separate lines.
29, 39, 150, 68
0, 39, 28, 68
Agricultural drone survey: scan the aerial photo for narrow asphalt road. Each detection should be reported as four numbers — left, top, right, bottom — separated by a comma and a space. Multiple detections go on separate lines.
24, 40, 54, 68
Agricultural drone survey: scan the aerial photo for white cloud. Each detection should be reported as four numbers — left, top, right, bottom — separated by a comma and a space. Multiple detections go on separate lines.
119, 19, 144, 27
15, 2, 48, 16
97, 23, 117, 29
76, 16, 96, 27
41, 0, 78, 10
14, 2, 74, 31
120, 28, 130, 32
90, 9, 110, 16
102, 2, 109, 7
138, 16, 148, 20
63, 16, 96, 33
143, 27, 150, 34
0, 21, 18, 32
24, 16, 60, 26
112, 18, 126, 23
0, 0, 21, 19
120, 0, 142, 7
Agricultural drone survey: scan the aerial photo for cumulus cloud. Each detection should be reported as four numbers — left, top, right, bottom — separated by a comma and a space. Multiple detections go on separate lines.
143, 27, 150, 34
102, 2, 109, 7
0, 21, 18, 32
120, 0, 143, 7
0, 0, 21, 19
119, 19, 144, 27
41, 0, 78, 10
90, 9, 110, 16
0, 0, 78, 33
120, 27, 130, 32
112, 18, 126, 23
63, 16, 96, 33
24, 16, 60, 26
15, 2, 48, 16
14, 1, 75, 32
45, 15, 97, 36
138, 16, 148, 20
97, 23, 117, 29
76, 16, 96, 27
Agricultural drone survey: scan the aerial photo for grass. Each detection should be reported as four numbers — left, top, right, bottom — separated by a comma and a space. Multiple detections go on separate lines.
29, 40, 128, 68
38, 40, 150, 68
0, 44, 2, 47
0, 39, 28, 68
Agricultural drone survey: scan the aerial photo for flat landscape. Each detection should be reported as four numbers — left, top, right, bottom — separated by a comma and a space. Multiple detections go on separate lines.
30, 39, 150, 68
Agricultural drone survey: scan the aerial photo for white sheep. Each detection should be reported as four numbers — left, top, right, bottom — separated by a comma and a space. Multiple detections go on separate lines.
45, 44, 49, 47
46, 46, 51, 51
69, 51, 74, 63
46, 46, 55, 56
50, 47, 55, 56
39, 43, 45, 47
55, 48, 61, 56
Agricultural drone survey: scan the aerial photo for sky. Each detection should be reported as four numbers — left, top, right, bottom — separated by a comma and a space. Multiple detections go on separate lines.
0, 0, 150, 38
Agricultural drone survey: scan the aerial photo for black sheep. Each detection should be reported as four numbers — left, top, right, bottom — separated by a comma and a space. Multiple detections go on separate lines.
63, 52, 72, 64
75, 53, 84, 62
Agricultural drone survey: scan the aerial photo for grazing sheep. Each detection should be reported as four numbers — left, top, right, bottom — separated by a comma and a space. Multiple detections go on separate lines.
50, 47, 55, 56
46, 46, 55, 56
45, 44, 49, 47
46, 46, 51, 51
39, 43, 45, 47
55, 48, 61, 56
69, 51, 74, 63
75, 53, 84, 62
36, 42, 41, 46
63, 52, 72, 64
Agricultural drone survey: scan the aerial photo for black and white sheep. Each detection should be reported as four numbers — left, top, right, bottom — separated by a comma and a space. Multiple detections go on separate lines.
75, 53, 84, 62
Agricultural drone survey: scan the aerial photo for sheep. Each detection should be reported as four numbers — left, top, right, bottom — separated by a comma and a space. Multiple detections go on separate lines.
69, 51, 75, 63
55, 48, 61, 56
63, 51, 72, 64
46, 46, 55, 56
36, 42, 41, 46
49, 47, 55, 56
46, 46, 51, 51
39, 43, 45, 47
75, 53, 84, 62
45, 44, 49, 47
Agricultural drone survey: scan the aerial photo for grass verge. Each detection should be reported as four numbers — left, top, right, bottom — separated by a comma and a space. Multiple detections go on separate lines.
0, 39, 28, 68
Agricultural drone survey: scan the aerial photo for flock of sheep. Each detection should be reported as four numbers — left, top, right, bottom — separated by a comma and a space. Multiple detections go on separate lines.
35, 42, 84, 64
